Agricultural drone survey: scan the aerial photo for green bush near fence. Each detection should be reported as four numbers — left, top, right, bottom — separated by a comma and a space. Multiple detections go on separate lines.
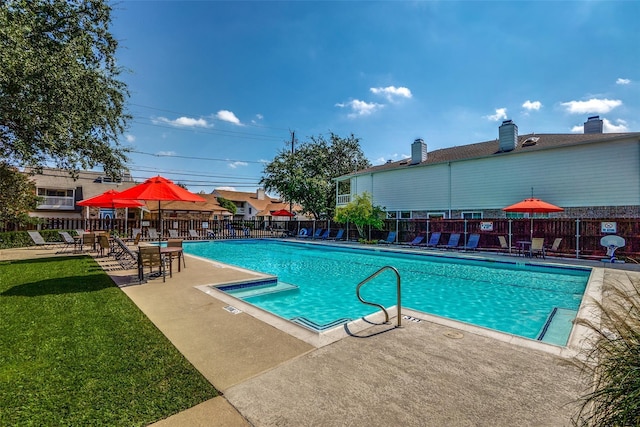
0, 230, 66, 250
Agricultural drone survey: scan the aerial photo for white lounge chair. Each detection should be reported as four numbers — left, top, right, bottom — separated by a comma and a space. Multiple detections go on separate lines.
27, 231, 58, 248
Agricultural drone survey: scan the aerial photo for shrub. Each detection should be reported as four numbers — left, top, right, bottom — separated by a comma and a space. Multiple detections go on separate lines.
573, 276, 640, 426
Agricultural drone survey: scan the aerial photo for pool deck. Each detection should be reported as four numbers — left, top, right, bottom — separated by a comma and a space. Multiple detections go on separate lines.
4, 242, 640, 426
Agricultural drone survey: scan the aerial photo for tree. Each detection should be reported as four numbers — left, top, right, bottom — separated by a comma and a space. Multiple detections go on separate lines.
261, 132, 371, 219
0, 0, 130, 178
334, 192, 385, 239
217, 197, 237, 216
0, 162, 40, 229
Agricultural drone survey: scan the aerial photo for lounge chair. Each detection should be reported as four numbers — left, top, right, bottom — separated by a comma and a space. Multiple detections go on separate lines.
206, 229, 216, 239
310, 229, 324, 239
319, 229, 330, 239
545, 238, 562, 256
461, 233, 480, 251
297, 228, 309, 238
168, 229, 179, 238
332, 229, 345, 241
498, 235, 515, 254
424, 232, 441, 248
112, 236, 138, 269
404, 235, 425, 246
57, 231, 79, 253
188, 229, 201, 240
75, 229, 87, 237
440, 233, 460, 249
379, 231, 397, 244
138, 246, 166, 282
27, 231, 58, 248
131, 228, 141, 241
147, 228, 159, 240
531, 238, 545, 258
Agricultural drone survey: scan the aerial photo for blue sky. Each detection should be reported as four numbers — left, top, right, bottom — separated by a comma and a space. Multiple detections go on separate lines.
111, 1, 639, 193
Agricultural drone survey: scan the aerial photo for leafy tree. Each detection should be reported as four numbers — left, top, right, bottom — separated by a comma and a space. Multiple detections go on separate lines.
216, 197, 237, 215
0, 0, 130, 177
0, 162, 40, 229
334, 192, 384, 239
261, 132, 371, 219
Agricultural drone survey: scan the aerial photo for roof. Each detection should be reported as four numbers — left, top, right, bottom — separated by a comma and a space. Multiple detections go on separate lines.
342, 132, 640, 178
255, 202, 303, 217
144, 194, 229, 214
213, 189, 283, 212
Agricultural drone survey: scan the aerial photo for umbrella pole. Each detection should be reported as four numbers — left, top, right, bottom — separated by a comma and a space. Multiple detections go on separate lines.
158, 200, 162, 246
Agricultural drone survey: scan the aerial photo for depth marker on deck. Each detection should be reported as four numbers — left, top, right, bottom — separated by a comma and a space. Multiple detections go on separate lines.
223, 305, 242, 315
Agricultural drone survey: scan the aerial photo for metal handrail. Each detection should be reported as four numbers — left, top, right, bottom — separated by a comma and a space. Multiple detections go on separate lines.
355, 266, 402, 327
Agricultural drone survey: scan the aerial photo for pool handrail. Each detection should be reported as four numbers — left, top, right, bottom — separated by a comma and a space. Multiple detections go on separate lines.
355, 265, 402, 328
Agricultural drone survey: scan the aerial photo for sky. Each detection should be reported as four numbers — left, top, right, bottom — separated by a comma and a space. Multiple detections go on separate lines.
110, 1, 640, 193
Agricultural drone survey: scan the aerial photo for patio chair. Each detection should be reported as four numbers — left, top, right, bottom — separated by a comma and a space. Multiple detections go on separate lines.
75, 229, 87, 237
498, 235, 515, 254
147, 228, 159, 240
138, 246, 166, 282
424, 232, 441, 248
404, 235, 425, 246
440, 233, 460, 249
98, 234, 111, 257
460, 233, 480, 251
531, 238, 545, 258
82, 232, 97, 252
168, 229, 179, 238
131, 228, 141, 241
332, 229, 345, 241
379, 231, 397, 244
27, 231, 58, 248
57, 231, 79, 254
545, 238, 563, 256
167, 239, 186, 268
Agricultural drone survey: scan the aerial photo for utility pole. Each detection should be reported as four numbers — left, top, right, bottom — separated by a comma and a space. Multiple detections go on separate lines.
289, 130, 295, 215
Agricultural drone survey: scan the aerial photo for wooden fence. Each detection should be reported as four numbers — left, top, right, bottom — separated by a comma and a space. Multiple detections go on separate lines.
3, 217, 638, 259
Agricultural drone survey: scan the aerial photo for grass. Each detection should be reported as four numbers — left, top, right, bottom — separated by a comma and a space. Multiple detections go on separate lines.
0, 256, 217, 426
573, 275, 640, 426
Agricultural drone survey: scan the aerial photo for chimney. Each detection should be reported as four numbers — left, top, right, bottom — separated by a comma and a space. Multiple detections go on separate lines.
256, 188, 265, 200
499, 120, 518, 152
411, 138, 427, 165
584, 115, 603, 134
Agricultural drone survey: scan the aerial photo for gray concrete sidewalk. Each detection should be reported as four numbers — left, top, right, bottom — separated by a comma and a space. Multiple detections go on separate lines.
3, 245, 621, 426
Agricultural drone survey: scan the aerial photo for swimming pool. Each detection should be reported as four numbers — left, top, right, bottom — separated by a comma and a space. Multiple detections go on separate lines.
186, 240, 591, 346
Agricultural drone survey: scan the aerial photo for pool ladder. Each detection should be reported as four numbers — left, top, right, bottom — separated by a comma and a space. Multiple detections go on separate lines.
356, 266, 402, 328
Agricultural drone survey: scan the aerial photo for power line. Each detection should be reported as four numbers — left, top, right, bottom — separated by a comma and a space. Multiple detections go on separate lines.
130, 150, 266, 164
129, 119, 285, 142
129, 165, 260, 180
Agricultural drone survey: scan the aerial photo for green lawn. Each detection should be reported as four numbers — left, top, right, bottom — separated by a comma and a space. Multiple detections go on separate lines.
0, 256, 217, 426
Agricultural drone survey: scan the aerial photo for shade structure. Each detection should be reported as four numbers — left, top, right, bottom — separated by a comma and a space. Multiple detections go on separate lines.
116, 176, 206, 244
271, 209, 295, 217
503, 197, 563, 239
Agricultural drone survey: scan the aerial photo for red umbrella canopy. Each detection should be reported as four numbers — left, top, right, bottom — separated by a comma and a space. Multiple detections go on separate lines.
271, 209, 295, 217
503, 198, 563, 213
77, 189, 144, 208
116, 176, 206, 203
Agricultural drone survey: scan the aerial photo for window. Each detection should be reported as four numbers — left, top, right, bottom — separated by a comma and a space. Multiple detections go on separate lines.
462, 212, 482, 219
386, 211, 397, 219
36, 188, 75, 210
427, 212, 445, 219
400, 211, 411, 219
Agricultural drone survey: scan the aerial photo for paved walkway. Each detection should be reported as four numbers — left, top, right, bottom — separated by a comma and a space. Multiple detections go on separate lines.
4, 244, 639, 426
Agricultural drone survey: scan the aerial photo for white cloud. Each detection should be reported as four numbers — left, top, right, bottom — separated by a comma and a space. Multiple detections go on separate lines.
154, 116, 210, 128
216, 110, 242, 125
374, 153, 408, 165
370, 86, 413, 102
561, 98, 622, 114
156, 151, 177, 156
216, 186, 236, 191
255, 113, 264, 120
125, 134, 136, 143
228, 161, 248, 169
335, 99, 384, 118
485, 108, 508, 121
603, 118, 628, 132
522, 100, 542, 111
616, 78, 631, 85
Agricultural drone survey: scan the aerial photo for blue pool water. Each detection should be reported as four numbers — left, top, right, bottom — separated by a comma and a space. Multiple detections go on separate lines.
185, 240, 590, 346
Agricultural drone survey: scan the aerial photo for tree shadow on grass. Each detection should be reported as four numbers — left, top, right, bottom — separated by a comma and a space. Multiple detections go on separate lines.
1, 257, 115, 297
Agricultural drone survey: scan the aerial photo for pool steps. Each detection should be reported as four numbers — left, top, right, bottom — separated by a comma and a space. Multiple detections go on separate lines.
218, 279, 299, 299
537, 307, 578, 345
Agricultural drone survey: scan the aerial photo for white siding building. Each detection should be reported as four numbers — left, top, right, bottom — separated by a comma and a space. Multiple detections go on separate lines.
335, 118, 640, 219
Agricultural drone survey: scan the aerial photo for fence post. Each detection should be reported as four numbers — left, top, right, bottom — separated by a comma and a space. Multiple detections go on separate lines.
575, 218, 580, 259
508, 219, 513, 255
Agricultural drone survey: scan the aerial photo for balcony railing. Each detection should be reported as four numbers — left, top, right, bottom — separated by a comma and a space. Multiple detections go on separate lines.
337, 194, 351, 205
37, 196, 75, 210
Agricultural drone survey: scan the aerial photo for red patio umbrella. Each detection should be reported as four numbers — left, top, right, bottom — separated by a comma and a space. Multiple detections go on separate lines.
271, 209, 295, 217
503, 197, 563, 239
77, 189, 145, 231
116, 176, 206, 244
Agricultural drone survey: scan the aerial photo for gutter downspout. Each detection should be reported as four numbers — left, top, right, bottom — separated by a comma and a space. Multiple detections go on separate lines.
448, 162, 452, 219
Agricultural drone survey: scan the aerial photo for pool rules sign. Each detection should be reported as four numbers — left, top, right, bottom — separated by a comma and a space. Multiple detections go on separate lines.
601, 222, 617, 233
